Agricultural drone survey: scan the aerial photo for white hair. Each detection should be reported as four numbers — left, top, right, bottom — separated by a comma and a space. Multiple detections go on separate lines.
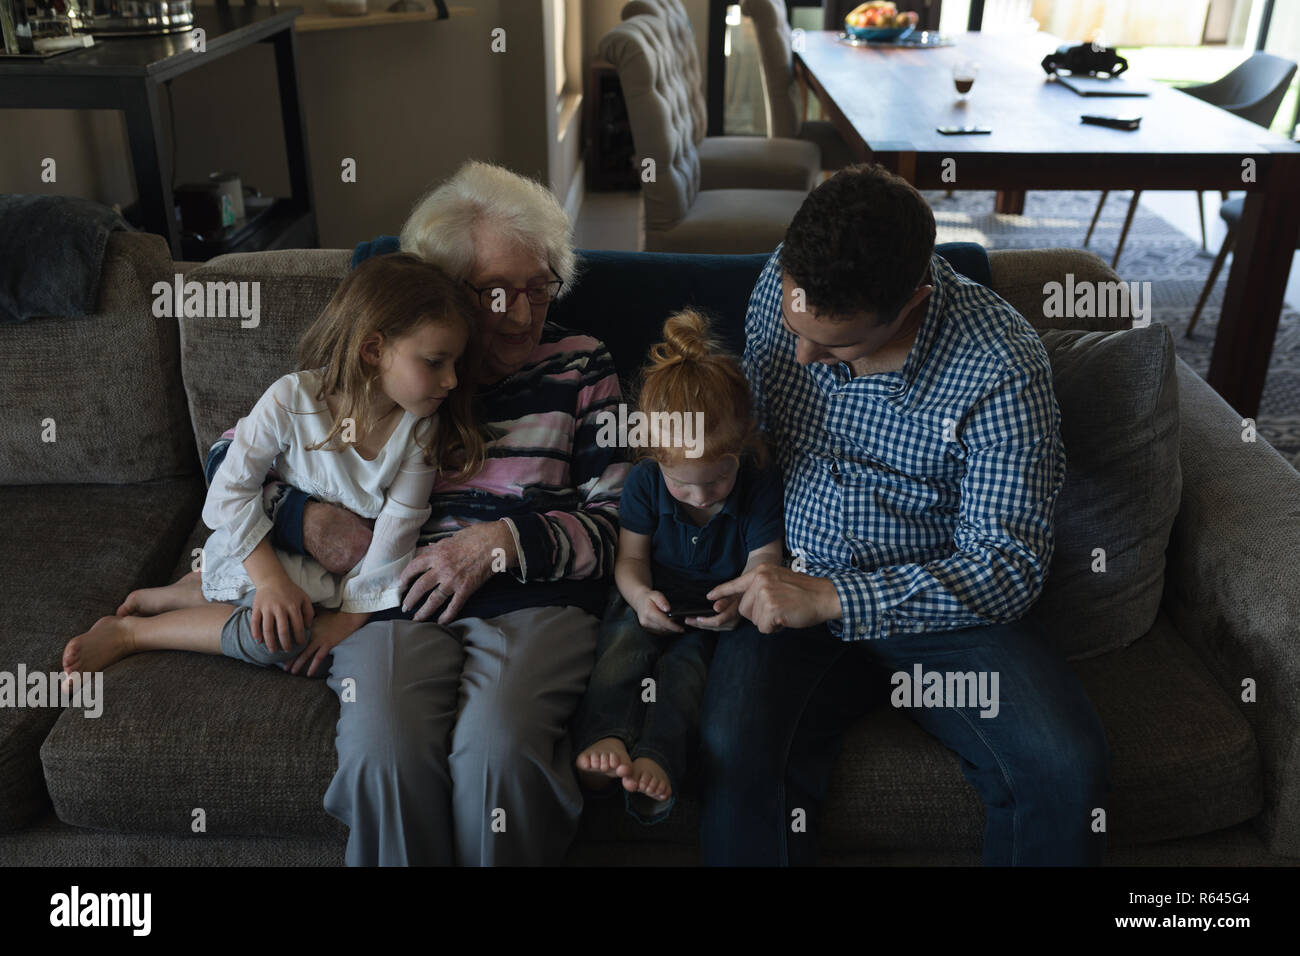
399, 160, 579, 300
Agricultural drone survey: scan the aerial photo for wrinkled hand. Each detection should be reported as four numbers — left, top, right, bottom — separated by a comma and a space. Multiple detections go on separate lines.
707, 565, 840, 634
251, 577, 315, 651
398, 521, 513, 625
682, 594, 741, 631
302, 500, 375, 576
636, 590, 685, 635
287, 610, 368, 678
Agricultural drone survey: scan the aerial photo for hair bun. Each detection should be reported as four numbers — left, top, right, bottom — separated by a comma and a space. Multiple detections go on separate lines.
650, 308, 719, 369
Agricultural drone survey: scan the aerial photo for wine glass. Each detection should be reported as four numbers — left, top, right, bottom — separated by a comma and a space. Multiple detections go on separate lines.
952, 61, 979, 100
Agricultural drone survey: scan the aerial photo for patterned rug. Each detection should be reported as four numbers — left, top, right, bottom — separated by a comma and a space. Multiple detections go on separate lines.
923, 189, 1300, 469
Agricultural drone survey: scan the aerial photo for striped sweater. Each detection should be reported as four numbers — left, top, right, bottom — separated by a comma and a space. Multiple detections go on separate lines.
212, 322, 630, 622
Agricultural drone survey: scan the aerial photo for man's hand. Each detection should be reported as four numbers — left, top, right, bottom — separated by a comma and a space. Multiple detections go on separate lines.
303, 500, 375, 575
683, 594, 741, 631
287, 610, 369, 678
398, 521, 517, 625
707, 565, 841, 634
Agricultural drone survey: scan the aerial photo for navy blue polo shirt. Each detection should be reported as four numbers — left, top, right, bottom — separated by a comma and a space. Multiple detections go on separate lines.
618, 456, 785, 603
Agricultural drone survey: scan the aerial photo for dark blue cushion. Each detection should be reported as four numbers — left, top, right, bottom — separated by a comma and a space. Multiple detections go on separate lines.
351, 235, 400, 267
349, 237, 991, 388
552, 243, 990, 387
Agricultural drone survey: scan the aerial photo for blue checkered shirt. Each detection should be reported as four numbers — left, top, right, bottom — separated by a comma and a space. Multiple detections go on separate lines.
743, 245, 1066, 641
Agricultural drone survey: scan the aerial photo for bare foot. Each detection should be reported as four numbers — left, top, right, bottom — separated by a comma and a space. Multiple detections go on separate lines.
63, 615, 137, 676
117, 570, 204, 616
623, 756, 672, 801
576, 737, 633, 791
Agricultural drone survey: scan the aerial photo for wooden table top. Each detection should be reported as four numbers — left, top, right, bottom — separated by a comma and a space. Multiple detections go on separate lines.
796, 30, 1299, 160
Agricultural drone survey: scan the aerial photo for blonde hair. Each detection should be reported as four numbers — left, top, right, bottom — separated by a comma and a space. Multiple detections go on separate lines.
295, 253, 486, 483
635, 308, 769, 470
399, 160, 578, 295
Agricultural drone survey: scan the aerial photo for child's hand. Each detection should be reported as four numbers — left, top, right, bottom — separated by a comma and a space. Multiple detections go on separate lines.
287, 610, 369, 678
684, 594, 742, 631
251, 578, 315, 652
637, 590, 685, 635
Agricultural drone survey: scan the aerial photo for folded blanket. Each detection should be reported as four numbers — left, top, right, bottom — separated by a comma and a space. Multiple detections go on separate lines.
0, 194, 132, 323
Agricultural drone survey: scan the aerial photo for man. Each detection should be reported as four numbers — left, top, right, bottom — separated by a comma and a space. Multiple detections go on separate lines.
704, 163, 1110, 866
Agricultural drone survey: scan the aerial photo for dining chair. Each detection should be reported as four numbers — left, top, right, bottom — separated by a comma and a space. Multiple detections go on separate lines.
620, 0, 822, 192
1186, 193, 1300, 338
742, 0, 853, 172
598, 14, 809, 253
1084, 52, 1296, 268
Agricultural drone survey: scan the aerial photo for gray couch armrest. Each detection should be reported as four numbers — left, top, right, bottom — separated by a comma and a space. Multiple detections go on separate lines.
1163, 357, 1300, 858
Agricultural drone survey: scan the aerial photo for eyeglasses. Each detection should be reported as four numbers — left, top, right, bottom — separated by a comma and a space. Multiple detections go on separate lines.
463, 265, 564, 312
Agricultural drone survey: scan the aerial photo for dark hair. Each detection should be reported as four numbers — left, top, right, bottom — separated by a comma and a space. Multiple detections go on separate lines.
296, 252, 486, 482
780, 163, 936, 324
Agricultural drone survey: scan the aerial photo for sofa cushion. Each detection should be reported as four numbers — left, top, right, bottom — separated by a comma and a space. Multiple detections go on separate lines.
645, 187, 809, 254
0, 477, 204, 833
575, 611, 1260, 851
988, 248, 1133, 333
40, 636, 345, 841
696, 136, 821, 192
1028, 324, 1181, 660
178, 249, 351, 459
0, 232, 199, 485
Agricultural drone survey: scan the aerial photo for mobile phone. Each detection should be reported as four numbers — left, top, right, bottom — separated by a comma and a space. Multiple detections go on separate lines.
1080, 114, 1141, 130
936, 126, 992, 135
667, 604, 717, 621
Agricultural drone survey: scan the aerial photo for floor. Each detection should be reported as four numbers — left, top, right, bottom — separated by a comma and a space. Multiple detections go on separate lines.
573, 189, 642, 253
1138, 189, 1300, 310
573, 185, 1300, 310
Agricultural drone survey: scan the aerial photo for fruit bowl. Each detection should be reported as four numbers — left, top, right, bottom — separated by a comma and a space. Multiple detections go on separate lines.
844, 23, 915, 42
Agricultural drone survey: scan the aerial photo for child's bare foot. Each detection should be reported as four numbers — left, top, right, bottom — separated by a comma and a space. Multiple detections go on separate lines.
622, 756, 672, 801
63, 615, 137, 677
117, 570, 203, 616
576, 737, 632, 790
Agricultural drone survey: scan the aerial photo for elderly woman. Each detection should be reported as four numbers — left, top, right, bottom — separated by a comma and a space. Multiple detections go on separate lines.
201, 161, 629, 865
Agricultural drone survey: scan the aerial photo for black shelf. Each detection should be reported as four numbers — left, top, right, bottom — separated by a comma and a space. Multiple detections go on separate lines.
0, 6, 317, 260
179, 198, 314, 260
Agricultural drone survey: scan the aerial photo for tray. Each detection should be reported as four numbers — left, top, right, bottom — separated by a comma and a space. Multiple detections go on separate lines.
835, 30, 954, 48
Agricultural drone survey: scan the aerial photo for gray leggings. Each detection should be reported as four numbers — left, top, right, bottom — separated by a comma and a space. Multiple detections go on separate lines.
320, 605, 600, 866
219, 592, 323, 671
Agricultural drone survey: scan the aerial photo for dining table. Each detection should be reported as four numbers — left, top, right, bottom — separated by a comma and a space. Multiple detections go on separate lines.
793, 29, 1300, 419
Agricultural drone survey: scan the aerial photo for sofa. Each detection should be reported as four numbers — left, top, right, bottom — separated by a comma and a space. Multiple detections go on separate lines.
2, 230, 1298, 866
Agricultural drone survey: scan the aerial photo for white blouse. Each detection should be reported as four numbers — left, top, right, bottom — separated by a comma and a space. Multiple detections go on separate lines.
200, 369, 437, 614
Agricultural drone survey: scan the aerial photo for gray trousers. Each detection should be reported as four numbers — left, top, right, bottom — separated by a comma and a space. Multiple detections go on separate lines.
321, 604, 600, 866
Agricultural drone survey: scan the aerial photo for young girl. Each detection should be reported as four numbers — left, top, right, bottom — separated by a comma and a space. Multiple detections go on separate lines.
62, 253, 486, 680
572, 308, 786, 824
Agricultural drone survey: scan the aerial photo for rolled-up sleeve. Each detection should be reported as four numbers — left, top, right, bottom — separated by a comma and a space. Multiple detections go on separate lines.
201, 376, 296, 562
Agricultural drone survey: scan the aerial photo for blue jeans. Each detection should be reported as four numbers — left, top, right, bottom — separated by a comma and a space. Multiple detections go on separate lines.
698, 617, 1111, 866
572, 594, 716, 825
